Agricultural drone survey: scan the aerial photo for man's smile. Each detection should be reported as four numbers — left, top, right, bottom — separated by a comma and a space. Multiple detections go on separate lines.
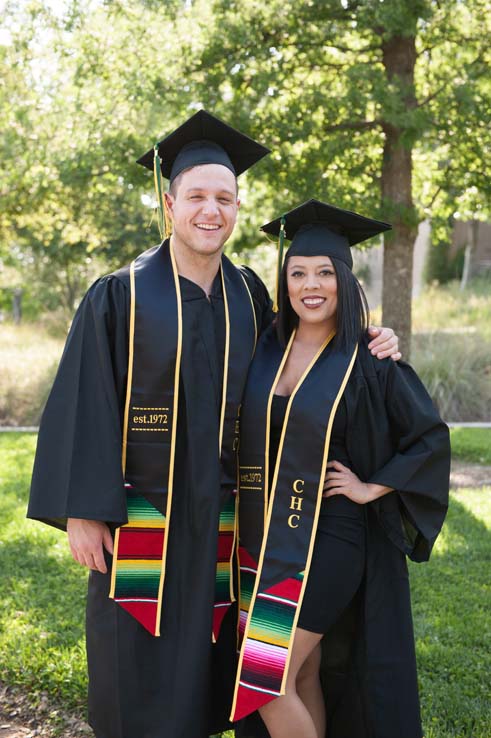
195, 223, 221, 231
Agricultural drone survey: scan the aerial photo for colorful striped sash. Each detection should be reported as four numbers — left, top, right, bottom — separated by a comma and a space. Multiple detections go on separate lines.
231, 327, 358, 720
212, 492, 237, 641
109, 241, 256, 636
111, 485, 167, 634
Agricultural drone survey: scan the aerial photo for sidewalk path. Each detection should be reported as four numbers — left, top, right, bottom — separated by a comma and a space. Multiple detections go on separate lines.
450, 461, 491, 488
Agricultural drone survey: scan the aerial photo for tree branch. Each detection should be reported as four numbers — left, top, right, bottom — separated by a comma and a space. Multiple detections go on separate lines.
415, 82, 448, 108
300, 41, 380, 54
417, 35, 489, 57
324, 119, 383, 133
424, 184, 444, 211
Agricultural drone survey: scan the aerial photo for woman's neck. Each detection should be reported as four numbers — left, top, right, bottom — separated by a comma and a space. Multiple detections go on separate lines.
294, 318, 336, 349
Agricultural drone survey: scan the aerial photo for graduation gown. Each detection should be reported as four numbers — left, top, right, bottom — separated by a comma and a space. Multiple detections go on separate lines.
236, 337, 450, 738
28, 257, 272, 738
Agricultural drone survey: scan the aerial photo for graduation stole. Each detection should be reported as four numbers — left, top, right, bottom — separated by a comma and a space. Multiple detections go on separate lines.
109, 240, 257, 637
230, 327, 358, 721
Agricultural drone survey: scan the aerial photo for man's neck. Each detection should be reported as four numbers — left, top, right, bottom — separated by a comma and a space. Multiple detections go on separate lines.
170, 235, 223, 296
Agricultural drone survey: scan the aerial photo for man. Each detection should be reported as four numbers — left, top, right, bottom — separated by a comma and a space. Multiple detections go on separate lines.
28, 110, 399, 738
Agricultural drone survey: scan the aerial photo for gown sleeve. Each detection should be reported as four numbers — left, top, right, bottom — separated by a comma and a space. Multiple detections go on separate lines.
238, 265, 274, 335
27, 275, 130, 531
368, 359, 451, 562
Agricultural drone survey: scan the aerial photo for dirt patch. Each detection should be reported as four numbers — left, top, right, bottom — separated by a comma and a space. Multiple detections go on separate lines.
0, 685, 91, 738
0, 726, 31, 738
450, 461, 491, 488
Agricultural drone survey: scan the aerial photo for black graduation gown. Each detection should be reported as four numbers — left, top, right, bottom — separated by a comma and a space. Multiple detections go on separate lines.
236, 339, 450, 738
28, 261, 272, 738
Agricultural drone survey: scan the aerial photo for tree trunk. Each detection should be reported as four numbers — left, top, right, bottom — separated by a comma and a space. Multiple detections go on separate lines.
380, 34, 418, 360
466, 218, 480, 284
460, 242, 472, 291
12, 288, 22, 324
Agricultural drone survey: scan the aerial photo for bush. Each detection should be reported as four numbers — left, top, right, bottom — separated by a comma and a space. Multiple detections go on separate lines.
412, 332, 491, 421
0, 324, 64, 426
424, 240, 465, 285
413, 279, 491, 338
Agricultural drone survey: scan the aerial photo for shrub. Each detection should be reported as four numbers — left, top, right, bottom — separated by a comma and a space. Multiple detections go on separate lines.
412, 332, 491, 421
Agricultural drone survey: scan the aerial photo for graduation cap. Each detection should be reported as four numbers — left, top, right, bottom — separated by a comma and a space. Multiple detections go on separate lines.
137, 110, 270, 238
261, 199, 391, 311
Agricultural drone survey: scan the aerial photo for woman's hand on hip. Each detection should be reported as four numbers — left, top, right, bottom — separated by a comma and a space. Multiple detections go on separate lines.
323, 461, 372, 503
323, 461, 393, 504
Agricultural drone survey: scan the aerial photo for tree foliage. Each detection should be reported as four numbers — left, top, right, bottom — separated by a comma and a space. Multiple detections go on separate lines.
1, 0, 490, 347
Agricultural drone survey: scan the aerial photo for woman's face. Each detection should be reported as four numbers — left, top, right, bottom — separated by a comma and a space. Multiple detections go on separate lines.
286, 255, 338, 327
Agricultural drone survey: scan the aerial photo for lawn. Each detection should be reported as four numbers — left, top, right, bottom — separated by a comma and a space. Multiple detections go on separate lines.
450, 426, 491, 465
0, 432, 490, 737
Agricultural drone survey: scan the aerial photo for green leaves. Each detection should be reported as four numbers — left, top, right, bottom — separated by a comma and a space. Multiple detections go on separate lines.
1, 0, 490, 317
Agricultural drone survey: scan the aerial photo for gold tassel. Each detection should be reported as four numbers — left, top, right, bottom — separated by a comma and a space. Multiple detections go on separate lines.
163, 196, 172, 240
153, 144, 165, 239
272, 217, 286, 313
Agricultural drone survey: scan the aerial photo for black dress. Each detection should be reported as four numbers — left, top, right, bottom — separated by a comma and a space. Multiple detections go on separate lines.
269, 394, 365, 634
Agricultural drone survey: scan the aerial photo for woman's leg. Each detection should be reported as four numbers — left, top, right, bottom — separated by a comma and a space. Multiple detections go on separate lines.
258, 627, 324, 738
297, 640, 326, 738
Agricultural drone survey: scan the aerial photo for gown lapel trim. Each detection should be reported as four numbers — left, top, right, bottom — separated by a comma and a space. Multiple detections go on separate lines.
218, 262, 230, 455
263, 330, 296, 529
155, 241, 183, 632
239, 272, 258, 352
212, 258, 257, 641
109, 260, 136, 602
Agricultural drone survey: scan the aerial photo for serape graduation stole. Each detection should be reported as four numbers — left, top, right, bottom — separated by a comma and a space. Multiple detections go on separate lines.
110, 484, 167, 633
231, 326, 358, 720
213, 491, 237, 641
109, 241, 256, 637
109, 242, 181, 636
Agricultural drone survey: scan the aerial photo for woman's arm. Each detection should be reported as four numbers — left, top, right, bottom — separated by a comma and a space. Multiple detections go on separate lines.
323, 460, 393, 503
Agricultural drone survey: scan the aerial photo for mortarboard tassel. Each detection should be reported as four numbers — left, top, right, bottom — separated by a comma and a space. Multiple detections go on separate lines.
272, 216, 286, 313
153, 144, 165, 239
163, 196, 172, 240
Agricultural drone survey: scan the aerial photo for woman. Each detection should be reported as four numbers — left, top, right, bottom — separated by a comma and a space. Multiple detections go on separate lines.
231, 199, 450, 738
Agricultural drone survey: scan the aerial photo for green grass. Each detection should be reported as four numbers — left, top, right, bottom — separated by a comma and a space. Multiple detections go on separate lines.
410, 488, 491, 738
0, 433, 88, 712
450, 427, 491, 465
1, 433, 490, 737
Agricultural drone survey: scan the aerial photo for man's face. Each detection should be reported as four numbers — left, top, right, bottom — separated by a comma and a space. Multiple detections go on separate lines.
165, 164, 240, 258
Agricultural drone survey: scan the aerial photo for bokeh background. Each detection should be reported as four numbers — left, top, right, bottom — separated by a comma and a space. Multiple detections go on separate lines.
0, 2, 490, 737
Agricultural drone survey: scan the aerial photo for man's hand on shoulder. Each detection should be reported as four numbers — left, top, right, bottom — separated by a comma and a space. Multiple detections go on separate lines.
67, 518, 114, 574
367, 326, 401, 361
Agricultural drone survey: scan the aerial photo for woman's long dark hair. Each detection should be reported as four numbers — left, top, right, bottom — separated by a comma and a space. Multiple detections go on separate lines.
276, 256, 370, 351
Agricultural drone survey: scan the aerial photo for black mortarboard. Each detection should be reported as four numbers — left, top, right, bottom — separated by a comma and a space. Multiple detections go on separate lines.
261, 198, 391, 310
137, 109, 270, 183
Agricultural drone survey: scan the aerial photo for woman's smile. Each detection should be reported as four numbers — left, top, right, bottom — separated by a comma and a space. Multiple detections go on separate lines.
301, 295, 326, 309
